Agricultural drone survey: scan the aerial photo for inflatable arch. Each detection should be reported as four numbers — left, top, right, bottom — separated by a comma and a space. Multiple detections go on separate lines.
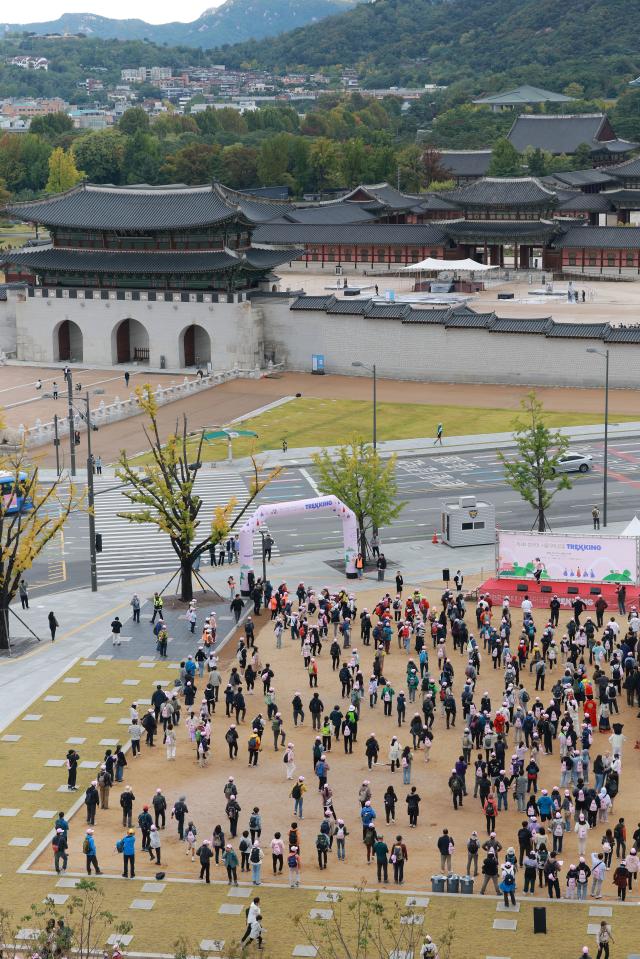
238, 495, 358, 590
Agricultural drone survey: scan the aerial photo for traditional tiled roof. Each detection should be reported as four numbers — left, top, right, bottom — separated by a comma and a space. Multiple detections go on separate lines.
290, 295, 337, 310
600, 189, 640, 208
445, 219, 559, 243
282, 204, 376, 225
340, 183, 419, 211
553, 226, 640, 249
253, 222, 448, 246
545, 169, 616, 188
8, 183, 247, 231
413, 194, 459, 212
546, 322, 610, 339
606, 156, 640, 179
401, 308, 453, 324
557, 192, 613, 212
447, 177, 557, 208
439, 151, 492, 178
604, 326, 640, 342
474, 85, 574, 106
489, 317, 553, 334
3, 246, 298, 274
507, 114, 635, 156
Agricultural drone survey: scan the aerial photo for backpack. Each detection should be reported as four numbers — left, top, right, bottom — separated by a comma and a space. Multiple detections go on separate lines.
248, 736, 258, 750
287, 853, 298, 868
468, 838, 479, 854
288, 830, 297, 846
250, 846, 261, 864
578, 868, 587, 883
316, 834, 329, 850
116, 839, 125, 853
249, 814, 260, 829
82, 838, 90, 854
291, 784, 302, 799
392, 843, 404, 862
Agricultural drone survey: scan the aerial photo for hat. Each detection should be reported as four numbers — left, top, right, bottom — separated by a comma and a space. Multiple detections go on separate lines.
150, 825, 157, 831
56, 828, 64, 833
290, 846, 298, 852
156, 788, 162, 794
128, 828, 135, 835
86, 829, 94, 834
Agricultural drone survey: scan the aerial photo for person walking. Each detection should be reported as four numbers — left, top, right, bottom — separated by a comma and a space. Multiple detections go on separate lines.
52, 829, 68, 874
111, 616, 123, 646
150, 592, 163, 624
373, 834, 389, 883
95, 455, 102, 475
592, 506, 601, 530
83, 829, 101, 875
48, 611, 59, 641
434, 423, 444, 446
148, 824, 161, 864
19, 579, 29, 609
595, 921, 614, 959
197, 839, 214, 883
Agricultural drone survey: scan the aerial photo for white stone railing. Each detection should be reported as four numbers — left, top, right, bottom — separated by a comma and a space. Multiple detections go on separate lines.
15, 362, 281, 449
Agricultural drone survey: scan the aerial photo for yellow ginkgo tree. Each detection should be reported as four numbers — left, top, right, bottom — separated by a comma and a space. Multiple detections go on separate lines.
116, 385, 280, 602
0, 444, 83, 650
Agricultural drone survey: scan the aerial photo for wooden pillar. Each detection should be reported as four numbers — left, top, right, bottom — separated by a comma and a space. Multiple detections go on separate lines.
581, 248, 585, 274
600, 249, 604, 275
483, 240, 488, 264
514, 243, 519, 270
619, 248, 623, 275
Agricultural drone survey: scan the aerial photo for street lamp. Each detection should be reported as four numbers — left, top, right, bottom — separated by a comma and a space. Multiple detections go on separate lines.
586, 347, 610, 527
351, 361, 377, 449
258, 528, 268, 584
69, 392, 99, 592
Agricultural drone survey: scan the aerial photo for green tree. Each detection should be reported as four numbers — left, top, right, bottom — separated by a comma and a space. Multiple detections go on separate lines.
396, 144, 424, 192
115, 386, 279, 602
498, 392, 571, 532
161, 142, 223, 184
339, 138, 367, 188
487, 137, 522, 176
72, 129, 125, 183
572, 142, 593, 170
19, 134, 52, 192
122, 130, 161, 184
308, 137, 340, 192
611, 89, 640, 141
118, 106, 150, 135
311, 441, 405, 557
30, 112, 74, 139
257, 134, 290, 186
46, 147, 83, 193
524, 146, 549, 177
221, 144, 258, 188
563, 82, 585, 98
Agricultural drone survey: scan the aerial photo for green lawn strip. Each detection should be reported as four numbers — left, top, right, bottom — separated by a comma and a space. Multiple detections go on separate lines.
129, 397, 633, 465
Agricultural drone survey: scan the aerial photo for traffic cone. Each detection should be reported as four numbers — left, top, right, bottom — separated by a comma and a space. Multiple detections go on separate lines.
432, 530, 439, 544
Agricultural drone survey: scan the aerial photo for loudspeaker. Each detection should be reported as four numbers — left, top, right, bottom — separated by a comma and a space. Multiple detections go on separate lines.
541, 585, 552, 593
590, 587, 602, 595
442, 568, 450, 583
95, 533, 103, 553
568, 586, 579, 594
533, 906, 547, 934
516, 583, 528, 592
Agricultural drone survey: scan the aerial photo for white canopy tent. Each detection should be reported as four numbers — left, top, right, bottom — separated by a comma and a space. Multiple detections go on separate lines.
400, 257, 498, 273
622, 515, 640, 536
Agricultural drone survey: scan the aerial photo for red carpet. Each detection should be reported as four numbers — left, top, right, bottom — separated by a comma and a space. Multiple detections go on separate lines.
477, 577, 638, 612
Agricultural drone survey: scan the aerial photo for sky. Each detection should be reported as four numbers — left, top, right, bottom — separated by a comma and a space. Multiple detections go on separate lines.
9, 0, 221, 24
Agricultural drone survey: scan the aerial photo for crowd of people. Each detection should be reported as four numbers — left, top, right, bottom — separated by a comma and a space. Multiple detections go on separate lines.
51, 575, 640, 955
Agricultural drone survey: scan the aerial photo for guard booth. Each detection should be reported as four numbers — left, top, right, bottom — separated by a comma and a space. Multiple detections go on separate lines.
441, 495, 496, 547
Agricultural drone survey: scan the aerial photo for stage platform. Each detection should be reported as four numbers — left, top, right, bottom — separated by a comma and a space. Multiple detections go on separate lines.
477, 577, 638, 611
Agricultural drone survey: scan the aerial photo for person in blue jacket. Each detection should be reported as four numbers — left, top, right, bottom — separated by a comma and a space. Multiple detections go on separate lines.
118, 828, 136, 878
360, 800, 377, 839
83, 828, 101, 875
537, 789, 554, 822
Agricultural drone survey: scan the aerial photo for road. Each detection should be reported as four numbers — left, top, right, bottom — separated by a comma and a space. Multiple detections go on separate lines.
24, 437, 640, 597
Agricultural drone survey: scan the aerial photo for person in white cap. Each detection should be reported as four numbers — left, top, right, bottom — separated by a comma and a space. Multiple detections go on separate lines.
284, 742, 296, 780
420, 935, 439, 958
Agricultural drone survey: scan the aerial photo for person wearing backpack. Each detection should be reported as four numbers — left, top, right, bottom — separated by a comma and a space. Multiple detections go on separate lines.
52, 828, 68, 874
484, 793, 498, 834
316, 830, 330, 869
290, 776, 306, 818
391, 835, 408, 884
466, 831, 480, 876
288, 846, 301, 887
83, 829, 101, 875
250, 842, 264, 885
335, 819, 348, 861
119, 785, 135, 828
576, 856, 591, 900
138, 805, 153, 851
248, 729, 261, 767
249, 808, 262, 844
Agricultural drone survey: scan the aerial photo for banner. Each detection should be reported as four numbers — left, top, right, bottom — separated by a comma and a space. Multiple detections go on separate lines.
497, 530, 638, 585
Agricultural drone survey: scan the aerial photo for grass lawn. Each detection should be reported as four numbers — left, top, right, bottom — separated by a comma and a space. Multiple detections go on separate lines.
135, 397, 635, 464
0, 223, 39, 250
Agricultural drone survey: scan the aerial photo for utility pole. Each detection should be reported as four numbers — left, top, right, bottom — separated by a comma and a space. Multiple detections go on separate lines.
53, 414, 60, 476
66, 369, 76, 478
603, 348, 609, 527
85, 391, 98, 592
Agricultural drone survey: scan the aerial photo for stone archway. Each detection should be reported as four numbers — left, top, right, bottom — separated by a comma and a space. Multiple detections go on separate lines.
180, 324, 211, 368
112, 318, 150, 364
54, 320, 83, 362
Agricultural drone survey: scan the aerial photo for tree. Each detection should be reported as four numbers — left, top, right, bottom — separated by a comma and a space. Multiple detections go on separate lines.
308, 137, 340, 192
46, 147, 83, 193
118, 106, 150, 135
563, 82, 585, 98
72, 129, 125, 184
487, 137, 522, 177
115, 386, 279, 602
396, 144, 424, 193
611, 88, 640, 141
122, 130, 161, 184
339, 138, 367, 188
161, 142, 223, 184
498, 392, 572, 532
294, 887, 455, 959
311, 441, 405, 557
572, 142, 593, 170
524, 146, 550, 177
0, 445, 83, 649
30, 112, 74, 139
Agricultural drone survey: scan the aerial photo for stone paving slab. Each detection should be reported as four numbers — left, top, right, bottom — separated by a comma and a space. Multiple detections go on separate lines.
16, 929, 39, 941
22, 783, 44, 791
44, 894, 69, 905
315, 892, 340, 902
45, 759, 65, 767
405, 896, 429, 907
141, 882, 165, 893
44, 696, 62, 702
56, 878, 81, 888
22, 714, 42, 721
309, 909, 333, 920
199, 941, 224, 952
227, 886, 251, 897
400, 914, 424, 925
130, 899, 155, 910
589, 906, 613, 917
66, 737, 86, 744
100, 739, 119, 746
496, 902, 521, 912
0, 808, 20, 817
218, 904, 243, 915
105, 698, 123, 705
389, 952, 413, 959
587, 924, 602, 935
34, 810, 57, 819
292, 948, 317, 958
85, 717, 105, 724
1, 734, 21, 742
107, 935, 133, 947
63, 678, 80, 684
9, 837, 33, 846
493, 919, 517, 931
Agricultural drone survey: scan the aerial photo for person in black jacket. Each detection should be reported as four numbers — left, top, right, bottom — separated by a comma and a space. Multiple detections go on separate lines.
152, 789, 167, 829
119, 786, 135, 827
480, 850, 499, 894
66, 749, 79, 791
197, 839, 214, 882
141, 710, 157, 747
384, 785, 398, 824
138, 806, 153, 850
84, 782, 99, 825
172, 795, 188, 839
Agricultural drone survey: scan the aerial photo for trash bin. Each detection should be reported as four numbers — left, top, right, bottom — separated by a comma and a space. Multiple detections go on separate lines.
459, 875, 474, 895
430, 875, 445, 893
446, 874, 460, 894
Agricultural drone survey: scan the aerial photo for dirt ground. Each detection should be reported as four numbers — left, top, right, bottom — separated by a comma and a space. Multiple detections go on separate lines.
12, 369, 640, 468
35, 574, 640, 900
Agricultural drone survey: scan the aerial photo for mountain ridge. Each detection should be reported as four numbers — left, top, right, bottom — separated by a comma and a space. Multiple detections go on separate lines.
1, 0, 358, 49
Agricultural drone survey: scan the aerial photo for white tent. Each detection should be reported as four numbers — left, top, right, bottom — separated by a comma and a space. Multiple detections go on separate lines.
622, 515, 640, 536
400, 257, 498, 273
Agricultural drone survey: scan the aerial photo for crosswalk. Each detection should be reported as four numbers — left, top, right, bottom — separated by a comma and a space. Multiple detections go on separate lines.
93, 472, 275, 584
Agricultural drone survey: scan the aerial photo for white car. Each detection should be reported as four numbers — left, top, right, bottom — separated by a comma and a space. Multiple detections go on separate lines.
551, 452, 593, 474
